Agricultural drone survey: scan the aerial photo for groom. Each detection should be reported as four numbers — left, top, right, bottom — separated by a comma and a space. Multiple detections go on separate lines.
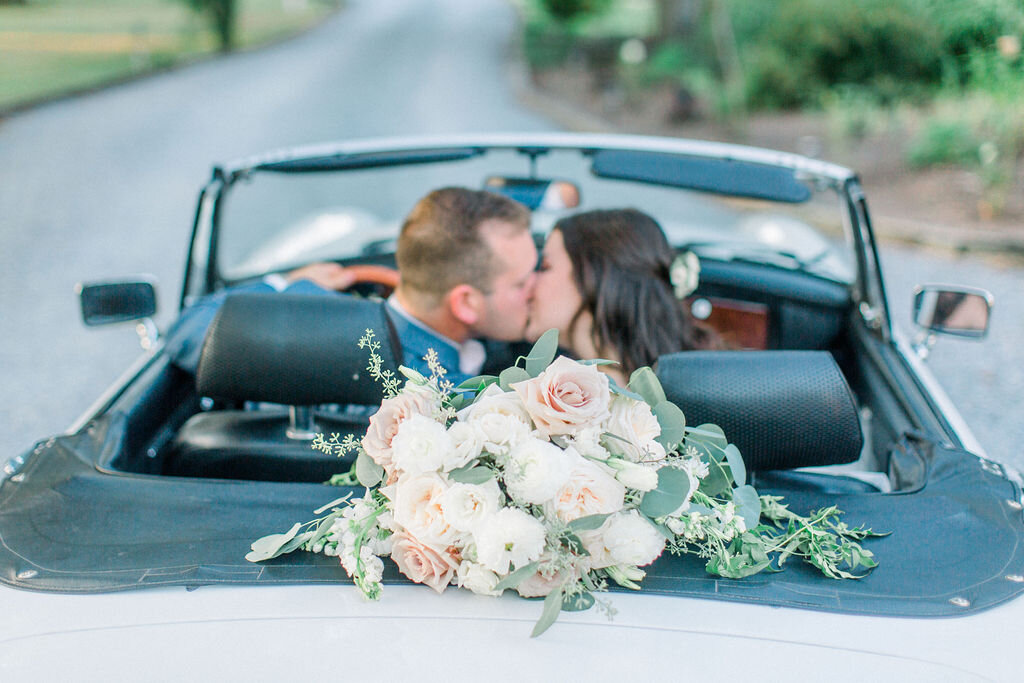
164, 187, 538, 386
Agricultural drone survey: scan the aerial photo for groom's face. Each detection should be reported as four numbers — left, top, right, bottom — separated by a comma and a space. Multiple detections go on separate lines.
471, 221, 538, 341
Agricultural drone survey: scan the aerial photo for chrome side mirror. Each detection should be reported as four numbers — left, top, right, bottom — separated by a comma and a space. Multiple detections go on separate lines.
77, 279, 159, 350
911, 284, 992, 359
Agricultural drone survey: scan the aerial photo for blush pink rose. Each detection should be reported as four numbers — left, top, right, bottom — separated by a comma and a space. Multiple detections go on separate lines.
389, 531, 460, 594
512, 356, 611, 439
362, 387, 440, 473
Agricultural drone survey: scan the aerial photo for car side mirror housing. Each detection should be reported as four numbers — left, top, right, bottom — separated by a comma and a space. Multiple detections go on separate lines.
77, 280, 159, 350
911, 285, 992, 359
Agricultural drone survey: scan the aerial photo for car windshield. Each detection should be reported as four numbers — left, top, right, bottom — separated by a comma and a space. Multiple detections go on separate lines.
215, 147, 856, 285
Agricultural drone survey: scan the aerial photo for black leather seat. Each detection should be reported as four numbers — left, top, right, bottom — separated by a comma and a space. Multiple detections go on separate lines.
655, 350, 863, 472
165, 292, 401, 482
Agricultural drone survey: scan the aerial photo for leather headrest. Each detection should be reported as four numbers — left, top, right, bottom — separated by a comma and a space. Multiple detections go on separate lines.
196, 293, 401, 406
655, 351, 862, 471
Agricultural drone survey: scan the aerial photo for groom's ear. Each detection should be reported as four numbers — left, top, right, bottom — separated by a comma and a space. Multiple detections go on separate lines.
447, 284, 484, 326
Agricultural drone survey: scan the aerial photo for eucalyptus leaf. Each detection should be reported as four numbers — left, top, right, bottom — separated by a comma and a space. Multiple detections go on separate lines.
245, 523, 303, 562
697, 450, 730, 496
568, 513, 611, 532
653, 400, 686, 451
561, 591, 595, 612
609, 382, 645, 402
525, 328, 559, 376
639, 466, 693, 518
686, 423, 728, 448
399, 366, 427, 383
578, 358, 618, 366
531, 585, 566, 637
313, 495, 353, 515
448, 465, 494, 485
627, 367, 667, 407
493, 561, 540, 592
724, 443, 747, 487
355, 451, 384, 488
733, 484, 762, 529
499, 366, 531, 391
455, 374, 498, 392
278, 530, 316, 556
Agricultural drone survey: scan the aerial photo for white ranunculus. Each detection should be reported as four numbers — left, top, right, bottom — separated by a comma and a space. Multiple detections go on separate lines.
603, 395, 665, 463
548, 447, 626, 523
504, 437, 572, 505
391, 413, 454, 475
390, 472, 457, 546
475, 507, 546, 575
438, 479, 501, 533
456, 561, 503, 596
469, 411, 532, 457
446, 420, 484, 470
605, 458, 659, 492
602, 510, 666, 567
569, 425, 610, 461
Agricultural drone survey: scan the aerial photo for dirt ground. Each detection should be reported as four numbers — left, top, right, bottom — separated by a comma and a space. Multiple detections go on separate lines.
531, 68, 1024, 252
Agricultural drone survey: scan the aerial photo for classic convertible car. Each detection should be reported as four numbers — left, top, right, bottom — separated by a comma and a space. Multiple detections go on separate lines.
2, 134, 1020, 679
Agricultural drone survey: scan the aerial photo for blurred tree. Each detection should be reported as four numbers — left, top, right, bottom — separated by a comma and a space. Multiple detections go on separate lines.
540, 0, 611, 23
655, 0, 702, 42
181, 0, 237, 52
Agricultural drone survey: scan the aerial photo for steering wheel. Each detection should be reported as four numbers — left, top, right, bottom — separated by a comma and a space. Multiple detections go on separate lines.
344, 264, 400, 296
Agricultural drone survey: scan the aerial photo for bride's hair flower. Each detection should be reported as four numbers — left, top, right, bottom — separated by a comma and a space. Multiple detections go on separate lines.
363, 386, 442, 472
604, 395, 665, 463
504, 437, 572, 505
512, 356, 611, 439
548, 448, 625, 523
390, 530, 460, 594
475, 508, 546, 575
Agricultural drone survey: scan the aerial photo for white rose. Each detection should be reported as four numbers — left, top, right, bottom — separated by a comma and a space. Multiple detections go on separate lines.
548, 447, 626, 523
605, 458, 659, 492
362, 386, 442, 472
391, 413, 454, 475
475, 508, 546, 575
459, 383, 533, 424
602, 510, 666, 567
470, 412, 532, 457
446, 421, 483, 470
504, 437, 572, 505
512, 356, 611, 439
456, 561, 503, 596
439, 479, 501, 533
604, 395, 665, 463
390, 472, 457, 546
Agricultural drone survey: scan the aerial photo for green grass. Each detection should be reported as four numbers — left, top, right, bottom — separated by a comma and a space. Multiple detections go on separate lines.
0, 0, 339, 111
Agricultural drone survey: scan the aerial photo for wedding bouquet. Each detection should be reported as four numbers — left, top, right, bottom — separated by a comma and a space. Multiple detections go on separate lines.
248, 329, 881, 636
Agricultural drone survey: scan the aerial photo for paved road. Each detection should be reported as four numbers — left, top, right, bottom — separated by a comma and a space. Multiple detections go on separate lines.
1, 0, 1020, 473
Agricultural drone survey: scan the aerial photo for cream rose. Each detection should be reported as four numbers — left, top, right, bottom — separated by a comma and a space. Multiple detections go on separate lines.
456, 561, 503, 596
512, 356, 611, 439
515, 563, 572, 598
362, 387, 441, 472
504, 437, 572, 505
390, 472, 458, 546
459, 384, 533, 456
548, 448, 626, 523
390, 531, 460, 594
604, 395, 665, 463
446, 421, 484, 470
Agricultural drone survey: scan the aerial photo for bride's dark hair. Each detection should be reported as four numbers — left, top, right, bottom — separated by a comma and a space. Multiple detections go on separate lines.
556, 208, 719, 376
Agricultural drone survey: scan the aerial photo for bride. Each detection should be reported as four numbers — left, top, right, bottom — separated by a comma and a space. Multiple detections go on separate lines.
525, 208, 720, 385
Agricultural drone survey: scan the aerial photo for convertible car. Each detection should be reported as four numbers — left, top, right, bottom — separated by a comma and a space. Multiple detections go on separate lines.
2, 134, 1020, 679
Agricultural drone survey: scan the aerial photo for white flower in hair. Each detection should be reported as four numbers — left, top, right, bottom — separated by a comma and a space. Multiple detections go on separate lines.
670, 250, 700, 299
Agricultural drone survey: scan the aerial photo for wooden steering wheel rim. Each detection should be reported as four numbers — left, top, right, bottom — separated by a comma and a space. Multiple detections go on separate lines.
345, 264, 400, 290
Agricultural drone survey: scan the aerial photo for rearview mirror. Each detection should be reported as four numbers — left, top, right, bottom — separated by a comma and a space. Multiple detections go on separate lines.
912, 285, 992, 339
484, 177, 581, 211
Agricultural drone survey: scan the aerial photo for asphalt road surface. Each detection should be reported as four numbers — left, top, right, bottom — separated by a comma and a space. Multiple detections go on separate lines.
1, 0, 1020, 472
